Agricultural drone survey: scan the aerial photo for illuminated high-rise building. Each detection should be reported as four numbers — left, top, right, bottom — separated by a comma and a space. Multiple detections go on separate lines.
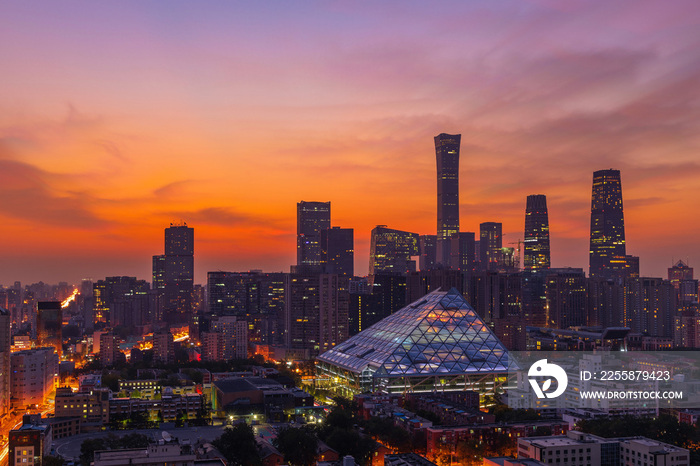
589, 169, 626, 279
435, 133, 461, 266
369, 225, 419, 278
523, 194, 551, 271
163, 223, 194, 323
297, 201, 331, 268
10, 348, 58, 408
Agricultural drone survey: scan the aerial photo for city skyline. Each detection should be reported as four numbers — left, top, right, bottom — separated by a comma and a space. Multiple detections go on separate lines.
2, 1, 700, 284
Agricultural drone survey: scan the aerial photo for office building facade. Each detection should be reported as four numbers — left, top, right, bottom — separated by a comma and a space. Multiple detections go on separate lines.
589, 169, 626, 279
369, 225, 419, 278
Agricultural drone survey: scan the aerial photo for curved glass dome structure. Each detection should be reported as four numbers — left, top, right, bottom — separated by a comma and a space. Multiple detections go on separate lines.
316, 288, 511, 395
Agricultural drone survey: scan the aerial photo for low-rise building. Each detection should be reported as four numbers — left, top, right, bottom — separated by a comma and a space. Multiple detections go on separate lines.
427, 421, 569, 457
484, 458, 545, 466
517, 431, 690, 466
93, 442, 195, 466
55, 387, 110, 426
619, 437, 690, 466
8, 415, 52, 466
384, 453, 438, 465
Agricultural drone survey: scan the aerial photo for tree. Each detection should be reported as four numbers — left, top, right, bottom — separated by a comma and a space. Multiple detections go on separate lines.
129, 411, 149, 429
323, 427, 375, 465
43, 455, 66, 466
80, 439, 107, 466
102, 372, 121, 392
274, 427, 318, 466
212, 423, 262, 466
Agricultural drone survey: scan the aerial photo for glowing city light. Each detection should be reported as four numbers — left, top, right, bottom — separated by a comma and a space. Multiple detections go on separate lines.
61, 288, 79, 308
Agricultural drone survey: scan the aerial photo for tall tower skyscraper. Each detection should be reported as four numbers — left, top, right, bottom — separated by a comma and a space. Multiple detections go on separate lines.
589, 169, 626, 278
523, 194, 551, 271
435, 133, 461, 266
480, 222, 502, 271
297, 201, 331, 268
164, 223, 194, 323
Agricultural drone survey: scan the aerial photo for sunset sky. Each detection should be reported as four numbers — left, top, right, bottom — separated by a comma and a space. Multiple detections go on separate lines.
1, 1, 700, 285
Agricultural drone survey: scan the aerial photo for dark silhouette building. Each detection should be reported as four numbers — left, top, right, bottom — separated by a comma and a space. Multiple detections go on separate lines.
479, 222, 502, 271
450, 232, 477, 272
544, 268, 587, 329
435, 133, 461, 266
589, 169, 627, 279
297, 201, 331, 268
206, 271, 286, 345
156, 223, 195, 324
406, 268, 465, 304
93, 277, 150, 327
419, 234, 437, 271
626, 277, 676, 337
37, 301, 62, 358
523, 194, 550, 271
321, 227, 354, 276
285, 273, 348, 356
668, 260, 698, 304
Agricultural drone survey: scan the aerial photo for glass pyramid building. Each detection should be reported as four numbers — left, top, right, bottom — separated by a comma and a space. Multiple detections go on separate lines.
316, 288, 511, 395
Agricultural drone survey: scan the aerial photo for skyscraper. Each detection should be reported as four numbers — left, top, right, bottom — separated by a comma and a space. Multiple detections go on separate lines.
668, 260, 698, 304
284, 273, 348, 356
545, 268, 587, 329
163, 223, 194, 323
480, 222, 502, 271
589, 169, 626, 279
321, 227, 354, 276
435, 133, 461, 266
297, 201, 331, 268
523, 194, 551, 271
37, 301, 62, 358
450, 232, 476, 272
418, 235, 437, 271
369, 225, 419, 277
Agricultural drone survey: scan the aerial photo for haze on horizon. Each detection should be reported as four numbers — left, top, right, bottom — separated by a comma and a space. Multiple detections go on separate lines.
1, 0, 700, 285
